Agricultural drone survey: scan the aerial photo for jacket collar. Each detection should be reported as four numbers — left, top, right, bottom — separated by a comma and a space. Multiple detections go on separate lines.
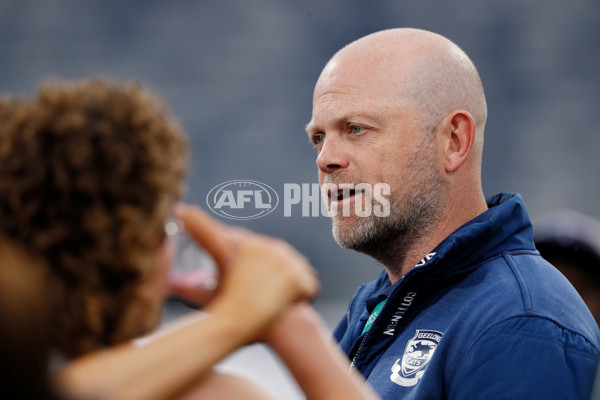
370, 192, 535, 303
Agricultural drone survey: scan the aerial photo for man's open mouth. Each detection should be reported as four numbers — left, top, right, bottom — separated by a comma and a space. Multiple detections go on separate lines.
329, 186, 366, 202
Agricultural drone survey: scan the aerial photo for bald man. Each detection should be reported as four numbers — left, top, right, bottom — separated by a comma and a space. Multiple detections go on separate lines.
307, 28, 600, 399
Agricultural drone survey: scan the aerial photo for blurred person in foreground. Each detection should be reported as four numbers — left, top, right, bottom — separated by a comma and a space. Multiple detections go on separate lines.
535, 209, 600, 324
0, 236, 59, 400
0, 80, 378, 400
304, 28, 600, 399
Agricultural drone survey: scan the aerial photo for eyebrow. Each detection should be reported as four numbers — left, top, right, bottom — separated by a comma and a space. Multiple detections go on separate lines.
304, 121, 318, 137
305, 112, 382, 137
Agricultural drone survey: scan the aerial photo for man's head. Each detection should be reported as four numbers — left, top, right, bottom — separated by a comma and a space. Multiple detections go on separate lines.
306, 28, 487, 272
0, 79, 188, 357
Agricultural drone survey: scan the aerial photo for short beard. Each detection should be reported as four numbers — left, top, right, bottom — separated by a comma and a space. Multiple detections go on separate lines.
331, 137, 447, 271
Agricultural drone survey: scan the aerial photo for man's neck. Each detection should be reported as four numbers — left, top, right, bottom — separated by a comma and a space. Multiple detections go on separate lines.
382, 224, 450, 284
383, 194, 488, 284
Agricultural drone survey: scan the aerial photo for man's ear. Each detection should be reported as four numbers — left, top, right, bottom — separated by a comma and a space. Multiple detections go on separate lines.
442, 110, 476, 173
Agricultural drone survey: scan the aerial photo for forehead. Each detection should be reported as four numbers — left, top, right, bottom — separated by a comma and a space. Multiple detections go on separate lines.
314, 58, 393, 98
308, 77, 409, 133
313, 54, 408, 105
310, 90, 388, 124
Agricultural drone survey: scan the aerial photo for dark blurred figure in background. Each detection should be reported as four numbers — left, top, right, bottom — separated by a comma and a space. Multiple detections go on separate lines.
535, 210, 600, 325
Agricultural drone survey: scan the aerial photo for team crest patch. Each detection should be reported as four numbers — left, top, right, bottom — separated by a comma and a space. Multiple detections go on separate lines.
390, 329, 443, 387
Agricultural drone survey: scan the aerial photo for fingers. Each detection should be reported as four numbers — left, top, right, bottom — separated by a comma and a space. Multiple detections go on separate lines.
220, 234, 320, 311
174, 204, 234, 266
263, 239, 319, 302
238, 236, 320, 301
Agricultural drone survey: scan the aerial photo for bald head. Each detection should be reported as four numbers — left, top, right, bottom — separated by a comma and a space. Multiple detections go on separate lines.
316, 28, 487, 154
309, 29, 489, 277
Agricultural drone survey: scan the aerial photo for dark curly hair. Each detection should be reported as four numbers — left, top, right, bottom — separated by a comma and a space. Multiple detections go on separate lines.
0, 78, 188, 358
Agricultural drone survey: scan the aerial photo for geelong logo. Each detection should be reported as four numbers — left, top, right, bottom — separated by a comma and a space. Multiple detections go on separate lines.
206, 180, 279, 220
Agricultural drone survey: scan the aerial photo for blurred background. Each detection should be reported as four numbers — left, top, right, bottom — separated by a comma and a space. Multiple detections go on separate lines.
2, 1, 599, 397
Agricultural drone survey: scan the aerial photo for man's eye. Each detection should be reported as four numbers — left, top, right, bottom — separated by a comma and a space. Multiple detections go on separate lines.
313, 135, 324, 145
350, 125, 363, 134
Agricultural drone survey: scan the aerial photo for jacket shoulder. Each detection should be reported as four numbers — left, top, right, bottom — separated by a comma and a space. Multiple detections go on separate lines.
450, 315, 600, 400
503, 251, 600, 342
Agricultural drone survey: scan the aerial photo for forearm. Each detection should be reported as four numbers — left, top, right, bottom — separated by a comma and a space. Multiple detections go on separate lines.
267, 305, 379, 400
55, 310, 253, 400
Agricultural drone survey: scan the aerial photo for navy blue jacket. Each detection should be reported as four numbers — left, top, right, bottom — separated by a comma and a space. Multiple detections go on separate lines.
334, 193, 600, 399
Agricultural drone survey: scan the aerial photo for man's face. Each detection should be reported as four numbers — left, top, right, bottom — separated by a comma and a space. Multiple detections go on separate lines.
306, 58, 448, 255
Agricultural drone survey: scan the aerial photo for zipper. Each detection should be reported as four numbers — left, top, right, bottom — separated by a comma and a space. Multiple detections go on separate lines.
349, 294, 393, 371
348, 259, 436, 373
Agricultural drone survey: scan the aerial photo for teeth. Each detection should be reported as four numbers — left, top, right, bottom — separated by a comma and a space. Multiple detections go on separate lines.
335, 189, 356, 200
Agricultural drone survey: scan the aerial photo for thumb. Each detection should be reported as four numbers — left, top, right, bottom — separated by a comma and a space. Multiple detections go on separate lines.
174, 204, 235, 266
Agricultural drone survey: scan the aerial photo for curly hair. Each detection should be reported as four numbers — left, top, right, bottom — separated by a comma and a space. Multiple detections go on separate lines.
0, 79, 188, 358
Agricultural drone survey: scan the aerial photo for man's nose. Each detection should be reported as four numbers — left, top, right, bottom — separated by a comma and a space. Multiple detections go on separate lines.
316, 137, 350, 174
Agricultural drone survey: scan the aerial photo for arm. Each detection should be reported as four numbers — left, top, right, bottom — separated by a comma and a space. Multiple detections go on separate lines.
265, 303, 380, 400
56, 311, 258, 400
55, 205, 319, 400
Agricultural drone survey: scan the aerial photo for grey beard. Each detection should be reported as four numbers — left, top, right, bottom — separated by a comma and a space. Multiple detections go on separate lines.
331, 138, 447, 272
332, 180, 445, 271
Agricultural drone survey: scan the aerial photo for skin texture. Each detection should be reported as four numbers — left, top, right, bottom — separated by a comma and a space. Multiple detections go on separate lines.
265, 303, 380, 400
306, 28, 489, 282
